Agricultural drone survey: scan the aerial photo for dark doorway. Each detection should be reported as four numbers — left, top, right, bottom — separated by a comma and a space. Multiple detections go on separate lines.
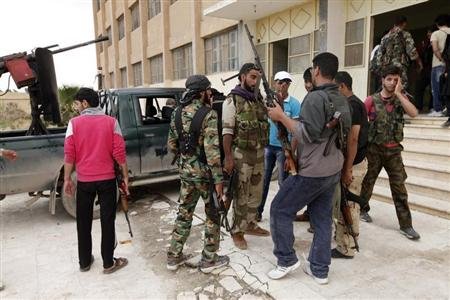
370, 0, 450, 111
271, 39, 288, 80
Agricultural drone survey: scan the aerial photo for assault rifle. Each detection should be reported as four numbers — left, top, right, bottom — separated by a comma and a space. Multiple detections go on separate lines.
207, 168, 237, 232
244, 24, 297, 175
114, 163, 133, 238
341, 184, 359, 252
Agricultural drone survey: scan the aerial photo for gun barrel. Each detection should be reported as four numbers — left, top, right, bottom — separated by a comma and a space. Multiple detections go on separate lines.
52, 36, 108, 55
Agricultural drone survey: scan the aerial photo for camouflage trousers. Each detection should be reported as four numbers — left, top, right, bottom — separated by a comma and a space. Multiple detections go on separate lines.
167, 179, 220, 262
231, 147, 264, 234
333, 160, 366, 257
360, 143, 412, 229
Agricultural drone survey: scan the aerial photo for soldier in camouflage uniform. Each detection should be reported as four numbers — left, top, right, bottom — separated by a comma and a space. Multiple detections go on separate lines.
166, 75, 229, 273
374, 16, 423, 90
360, 66, 421, 240
222, 63, 270, 250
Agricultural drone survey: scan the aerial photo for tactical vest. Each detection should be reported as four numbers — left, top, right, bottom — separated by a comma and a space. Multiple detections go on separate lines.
367, 93, 404, 145
232, 94, 269, 150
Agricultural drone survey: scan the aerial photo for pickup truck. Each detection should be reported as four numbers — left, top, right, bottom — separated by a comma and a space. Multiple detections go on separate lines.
0, 87, 185, 217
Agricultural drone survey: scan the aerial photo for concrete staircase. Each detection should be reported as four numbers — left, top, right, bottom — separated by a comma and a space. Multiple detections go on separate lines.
370, 116, 450, 219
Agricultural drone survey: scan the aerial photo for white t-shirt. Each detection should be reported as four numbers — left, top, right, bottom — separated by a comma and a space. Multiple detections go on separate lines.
430, 27, 450, 67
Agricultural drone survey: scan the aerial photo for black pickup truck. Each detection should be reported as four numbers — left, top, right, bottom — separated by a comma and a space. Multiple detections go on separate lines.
0, 87, 185, 217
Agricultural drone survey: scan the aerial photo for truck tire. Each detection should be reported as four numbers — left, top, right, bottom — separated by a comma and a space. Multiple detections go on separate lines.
61, 172, 101, 219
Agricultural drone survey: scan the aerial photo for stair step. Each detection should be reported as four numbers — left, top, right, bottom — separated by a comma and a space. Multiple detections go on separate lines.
377, 170, 450, 201
401, 151, 450, 170
404, 125, 450, 139
403, 165, 450, 182
404, 116, 447, 125
371, 185, 450, 219
402, 138, 450, 156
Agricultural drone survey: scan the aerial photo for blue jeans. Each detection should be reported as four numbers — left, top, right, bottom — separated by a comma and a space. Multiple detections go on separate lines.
431, 65, 445, 112
258, 145, 288, 216
270, 172, 340, 279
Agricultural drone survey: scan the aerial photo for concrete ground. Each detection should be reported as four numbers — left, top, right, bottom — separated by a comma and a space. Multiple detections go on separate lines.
1, 180, 449, 299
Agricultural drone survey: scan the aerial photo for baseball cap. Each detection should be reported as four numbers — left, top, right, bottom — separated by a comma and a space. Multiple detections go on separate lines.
274, 71, 293, 82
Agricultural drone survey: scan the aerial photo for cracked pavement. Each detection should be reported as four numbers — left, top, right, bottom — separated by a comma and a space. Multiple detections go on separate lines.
1, 180, 449, 299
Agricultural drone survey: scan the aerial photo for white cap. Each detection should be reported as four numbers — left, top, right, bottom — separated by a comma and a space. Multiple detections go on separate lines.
274, 71, 293, 82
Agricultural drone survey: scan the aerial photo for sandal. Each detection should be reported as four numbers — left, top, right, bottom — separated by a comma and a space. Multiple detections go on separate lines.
103, 257, 128, 274
80, 255, 94, 272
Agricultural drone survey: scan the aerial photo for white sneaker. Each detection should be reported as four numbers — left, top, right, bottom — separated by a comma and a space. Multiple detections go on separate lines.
267, 260, 301, 280
428, 110, 444, 117
302, 260, 329, 285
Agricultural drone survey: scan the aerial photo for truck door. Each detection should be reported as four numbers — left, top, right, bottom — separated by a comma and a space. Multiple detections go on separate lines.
135, 95, 175, 174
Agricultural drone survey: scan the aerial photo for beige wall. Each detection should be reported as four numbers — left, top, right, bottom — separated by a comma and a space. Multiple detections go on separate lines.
93, 0, 429, 96
0, 92, 31, 114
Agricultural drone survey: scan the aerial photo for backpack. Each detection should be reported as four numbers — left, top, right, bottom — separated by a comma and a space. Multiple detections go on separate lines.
174, 105, 211, 164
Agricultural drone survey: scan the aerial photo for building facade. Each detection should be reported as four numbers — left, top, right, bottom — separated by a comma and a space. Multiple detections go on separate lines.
93, 0, 446, 102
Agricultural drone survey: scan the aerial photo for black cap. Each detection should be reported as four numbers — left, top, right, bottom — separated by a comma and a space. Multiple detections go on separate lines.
238, 63, 260, 77
185, 75, 211, 92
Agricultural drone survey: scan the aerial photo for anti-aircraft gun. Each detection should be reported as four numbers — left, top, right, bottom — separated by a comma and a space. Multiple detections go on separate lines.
0, 36, 108, 135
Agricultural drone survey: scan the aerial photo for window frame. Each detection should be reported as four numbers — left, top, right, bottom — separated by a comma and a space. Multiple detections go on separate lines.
204, 27, 239, 75
130, 2, 140, 31
132, 62, 143, 87
149, 54, 164, 84
148, 0, 161, 19
117, 14, 125, 40
288, 33, 312, 75
172, 44, 193, 80
120, 67, 127, 88
344, 18, 365, 68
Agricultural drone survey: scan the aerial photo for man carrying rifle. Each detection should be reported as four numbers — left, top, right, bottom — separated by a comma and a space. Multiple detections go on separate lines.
222, 63, 270, 250
266, 53, 351, 284
332, 71, 369, 259
167, 75, 229, 273
64, 88, 129, 274
257, 71, 300, 222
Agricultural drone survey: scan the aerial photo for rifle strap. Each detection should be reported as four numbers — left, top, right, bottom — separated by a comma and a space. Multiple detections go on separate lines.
174, 105, 211, 164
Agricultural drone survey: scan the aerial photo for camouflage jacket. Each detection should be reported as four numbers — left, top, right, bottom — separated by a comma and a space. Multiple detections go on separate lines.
375, 26, 419, 69
222, 94, 269, 151
168, 99, 223, 184
367, 93, 404, 145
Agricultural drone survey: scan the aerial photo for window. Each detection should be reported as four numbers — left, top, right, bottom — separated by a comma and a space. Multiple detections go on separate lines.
170, 0, 178, 4
344, 18, 365, 67
204, 28, 239, 74
131, 2, 140, 31
288, 34, 311, 74
118, 15, 125, 40
133, 62, 142, 86
172, 44, 193, 80
109, 72, 114, 88
120, 67, 127, 88
313, 30, 320, 58
148, 0, 161, 19
106, 27, 112, 46
255, 44, 267, 71
150, 54, 163, 83
96, 0, 101, 11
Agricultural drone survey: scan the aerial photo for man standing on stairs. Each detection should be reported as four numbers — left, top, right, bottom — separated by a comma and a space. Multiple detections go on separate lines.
359, 66, 421, 240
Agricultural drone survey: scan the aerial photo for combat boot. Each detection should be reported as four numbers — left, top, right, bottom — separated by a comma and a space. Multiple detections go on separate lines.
231, 233, 247, 250
245, 224, 270, 236
167, 253, 193, 271
199, 255, 230, 273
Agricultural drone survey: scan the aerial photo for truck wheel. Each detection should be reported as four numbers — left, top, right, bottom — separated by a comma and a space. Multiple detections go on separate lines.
61, 172, 101, 219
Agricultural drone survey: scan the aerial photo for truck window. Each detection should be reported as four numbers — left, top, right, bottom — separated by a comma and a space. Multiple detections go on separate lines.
138, 96, 176, 125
